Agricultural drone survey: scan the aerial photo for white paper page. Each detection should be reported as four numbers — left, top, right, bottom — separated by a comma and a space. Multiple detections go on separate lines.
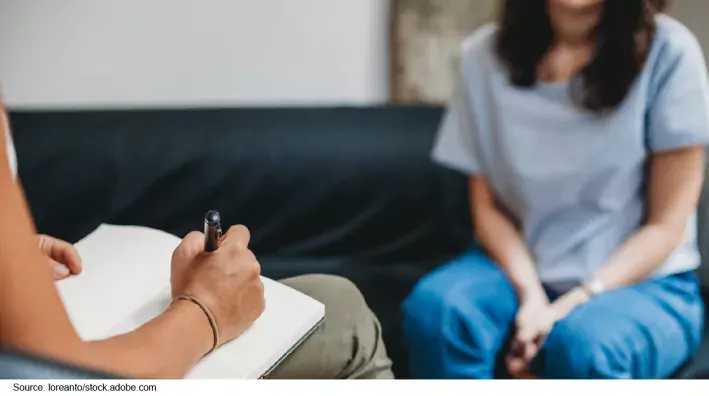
56, 224, 179, 340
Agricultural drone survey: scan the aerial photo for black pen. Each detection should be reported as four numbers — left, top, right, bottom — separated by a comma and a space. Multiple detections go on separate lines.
204, 210, 222, 252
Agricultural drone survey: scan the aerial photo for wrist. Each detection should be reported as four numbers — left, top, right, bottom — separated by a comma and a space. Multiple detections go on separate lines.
581, 278, 607, 296
169, 299, 214, 356
551, 287, 590, 321
517, 284, 548, 305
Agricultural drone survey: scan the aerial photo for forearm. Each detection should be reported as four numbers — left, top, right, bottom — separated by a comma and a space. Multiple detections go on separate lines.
470, 176, 544, 301
82, 300, 213, 379
593, 223, 683, 290
475, 209, 545, 301
4, 257, 213, 379
549, 223, 683, 321
593, 148, 704, 291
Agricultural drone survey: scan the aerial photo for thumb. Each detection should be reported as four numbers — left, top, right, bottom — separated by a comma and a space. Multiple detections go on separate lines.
175, 231, 206, 258
515, 325, 538, 345
523, 342, 539, 363
47, 258, 70, 280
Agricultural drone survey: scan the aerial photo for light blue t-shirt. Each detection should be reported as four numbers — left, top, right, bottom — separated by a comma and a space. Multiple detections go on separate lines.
433, 15, 709, 285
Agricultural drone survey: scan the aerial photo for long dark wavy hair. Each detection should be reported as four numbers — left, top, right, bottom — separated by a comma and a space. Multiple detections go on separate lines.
495, 0, 669, 113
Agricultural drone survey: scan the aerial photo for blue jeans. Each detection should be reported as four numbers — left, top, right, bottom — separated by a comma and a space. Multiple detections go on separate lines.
402, 248, 705, 379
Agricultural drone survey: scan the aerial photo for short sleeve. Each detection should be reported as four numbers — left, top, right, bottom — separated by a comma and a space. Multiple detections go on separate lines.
431, 85, 484, 175
647, 30, 709, 152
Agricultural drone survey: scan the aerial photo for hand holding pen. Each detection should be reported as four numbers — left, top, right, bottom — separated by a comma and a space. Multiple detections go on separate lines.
169, 210, 265, 353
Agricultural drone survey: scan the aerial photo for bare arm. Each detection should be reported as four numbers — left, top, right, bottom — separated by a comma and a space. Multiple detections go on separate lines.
551, 147, 705, 318
0, 130, 212, 378
470, 176, 545, 302
594, 146, 705, 289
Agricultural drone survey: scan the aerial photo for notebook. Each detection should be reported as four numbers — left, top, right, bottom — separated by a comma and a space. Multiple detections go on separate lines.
55, 224, 325, 379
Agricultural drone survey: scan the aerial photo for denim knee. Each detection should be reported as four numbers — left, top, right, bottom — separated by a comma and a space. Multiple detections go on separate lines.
403, 253, 518, 343
402, 275, 447, 339
403, 255, 522, 377
535, 318, 632, 379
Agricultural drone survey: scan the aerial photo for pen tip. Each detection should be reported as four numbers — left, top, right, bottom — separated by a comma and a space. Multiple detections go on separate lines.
205, 210, 220, 225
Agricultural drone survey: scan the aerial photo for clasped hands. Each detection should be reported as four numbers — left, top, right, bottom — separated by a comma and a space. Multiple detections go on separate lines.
506, 287, 591, 379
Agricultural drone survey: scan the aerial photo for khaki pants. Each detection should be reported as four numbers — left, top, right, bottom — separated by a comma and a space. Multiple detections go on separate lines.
265, 275, 395, 379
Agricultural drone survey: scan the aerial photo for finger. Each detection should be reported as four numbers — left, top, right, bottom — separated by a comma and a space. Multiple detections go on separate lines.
176, 231, 205, 258
220, 225, 251, 249
524, 342, 539, 363
533, 332, 547, 348
510, 338, 525, 357
506, 355, 527, 377
47, 258, 70, 280
507, 355, 535, 379
515, 325, 538, 345
505, 355, 516, 374
41, 236, 83, 275
183, 230, 204, 245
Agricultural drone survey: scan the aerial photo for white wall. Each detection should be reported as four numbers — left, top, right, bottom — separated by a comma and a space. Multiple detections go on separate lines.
0, 0, 390, 109
3, 1, 709, 110
671, 1, 709, 64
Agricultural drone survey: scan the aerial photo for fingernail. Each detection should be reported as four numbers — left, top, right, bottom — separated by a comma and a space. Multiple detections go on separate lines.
54, 265, 70, 278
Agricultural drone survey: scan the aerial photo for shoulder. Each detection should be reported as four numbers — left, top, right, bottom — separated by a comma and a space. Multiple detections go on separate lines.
459, 23, 499, 72
650, 15, 705, 69
461, 23, 498, 57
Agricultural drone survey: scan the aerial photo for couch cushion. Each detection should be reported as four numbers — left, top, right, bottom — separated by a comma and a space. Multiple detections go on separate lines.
10, 107, 470, 262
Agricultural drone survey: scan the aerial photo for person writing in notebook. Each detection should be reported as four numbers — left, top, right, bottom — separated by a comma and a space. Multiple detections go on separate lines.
403, 0, 707, 379
0, 102, 394, 379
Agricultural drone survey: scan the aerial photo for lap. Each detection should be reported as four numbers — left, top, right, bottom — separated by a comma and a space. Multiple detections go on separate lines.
402, 248, 519, 378
534, 272, 704, 379
265, 274, 394, 379
403, 248, 704, 379
404, 248, 518, 320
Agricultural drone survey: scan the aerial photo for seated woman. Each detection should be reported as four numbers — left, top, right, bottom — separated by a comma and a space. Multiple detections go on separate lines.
0, 99, 393, 379
403, 0, 707, 379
